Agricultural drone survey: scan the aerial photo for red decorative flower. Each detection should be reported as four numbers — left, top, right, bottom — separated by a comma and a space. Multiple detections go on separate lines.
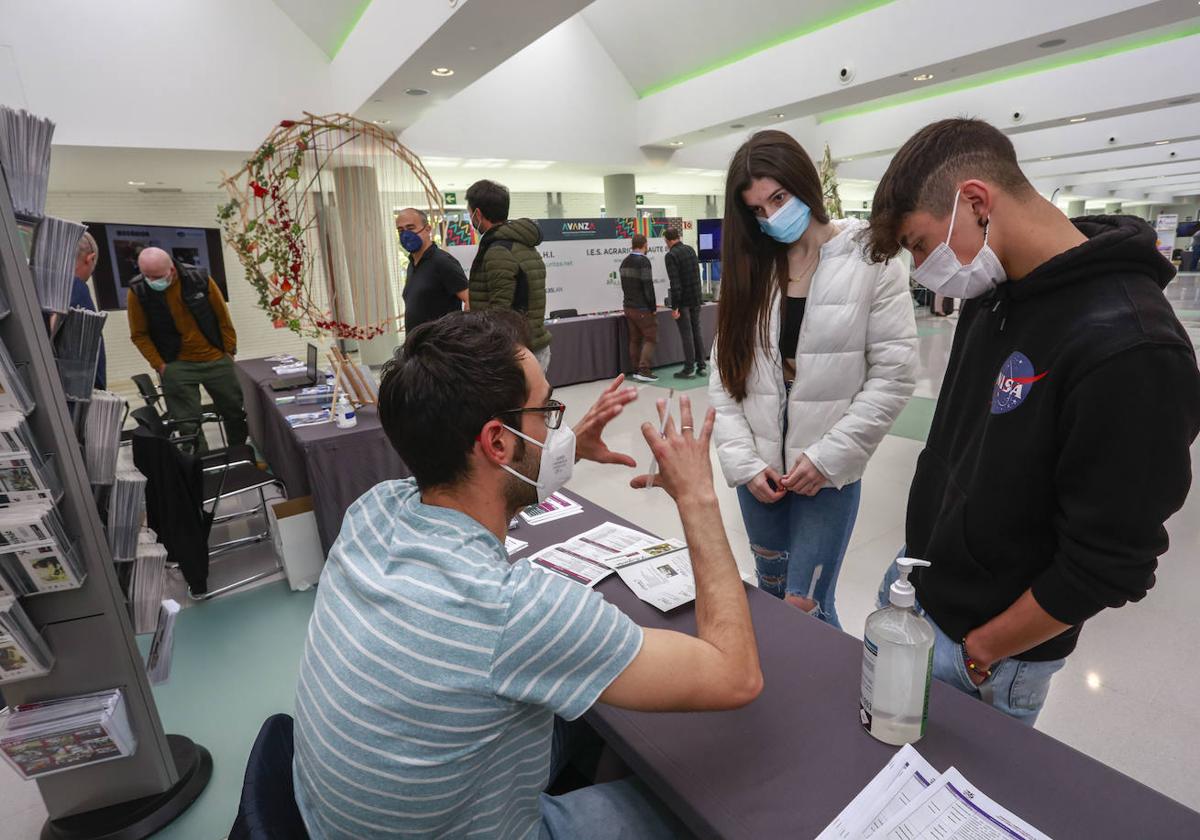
250, 181, 268, 199
270, 295, 284, 306
279, 120, 296, 128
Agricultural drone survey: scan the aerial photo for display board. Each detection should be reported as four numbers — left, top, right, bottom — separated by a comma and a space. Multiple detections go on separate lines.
84, 222, 229, 311
1155, 213, 1178, 261
443, 217, 684, 316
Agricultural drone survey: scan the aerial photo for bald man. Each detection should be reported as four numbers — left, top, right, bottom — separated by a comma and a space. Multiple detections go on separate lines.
127, 247, 245, 450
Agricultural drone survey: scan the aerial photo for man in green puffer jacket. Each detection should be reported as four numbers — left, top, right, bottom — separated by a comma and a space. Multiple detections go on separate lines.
465, 180, 552, 370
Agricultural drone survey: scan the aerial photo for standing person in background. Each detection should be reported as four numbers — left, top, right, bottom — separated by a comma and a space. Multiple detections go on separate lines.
397, 207, 468, 335
709, 130, 917, 629
1190, 225, 1200, 272
47, 232, 107, 389
621, 234, 659, 383
127, 247, 245, 451
663, 228, 706, 379
465, 179, 552, 371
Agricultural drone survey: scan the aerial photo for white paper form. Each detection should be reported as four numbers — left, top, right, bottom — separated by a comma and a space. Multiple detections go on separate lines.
850, 751, 940, 839
873, 767, 1051, 840
615, 546, 695, 611
504, 536, 528, 555
817, 745, 937, 840
519, 492, 584, 525
570, 522, 657, 558
530, 544, 613, 587
602, 538, 687, 570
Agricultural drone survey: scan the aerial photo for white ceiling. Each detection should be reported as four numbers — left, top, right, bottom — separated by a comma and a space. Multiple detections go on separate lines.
581, 0, 871, 94
6, 0, 1199, 207
270, 0, 368, 58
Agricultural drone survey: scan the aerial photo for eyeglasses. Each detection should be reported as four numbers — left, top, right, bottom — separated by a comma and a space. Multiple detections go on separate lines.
497, 399, 565, 430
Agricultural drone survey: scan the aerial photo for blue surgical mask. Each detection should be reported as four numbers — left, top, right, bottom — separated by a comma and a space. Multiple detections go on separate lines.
757, 196, 811, 244
145, 276, 171, 292
399, 229, 424, 253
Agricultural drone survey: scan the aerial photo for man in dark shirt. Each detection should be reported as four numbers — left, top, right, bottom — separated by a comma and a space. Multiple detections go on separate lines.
620, 234, 658, 382
398, 208, 468, 336
663, 228, 705, 379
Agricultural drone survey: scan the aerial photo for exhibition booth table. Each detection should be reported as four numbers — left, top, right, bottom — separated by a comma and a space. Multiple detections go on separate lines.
234, 358, 411, 551
547, 303, 719, 387
519, 492, 1200, 840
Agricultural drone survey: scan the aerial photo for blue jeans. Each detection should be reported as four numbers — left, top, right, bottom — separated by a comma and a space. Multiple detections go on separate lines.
736, 481, 861, 629
539, 718, 687, 839
877, 560, 1065, 726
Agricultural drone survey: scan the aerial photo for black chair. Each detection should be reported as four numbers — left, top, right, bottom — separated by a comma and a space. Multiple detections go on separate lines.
131, 406, 284, 599
229, 714, 309, 840
132, 373, 227, 447
548, 308, 578, 319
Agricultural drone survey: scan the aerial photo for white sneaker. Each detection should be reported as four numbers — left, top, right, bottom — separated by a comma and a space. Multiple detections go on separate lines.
632, 372, 659, 383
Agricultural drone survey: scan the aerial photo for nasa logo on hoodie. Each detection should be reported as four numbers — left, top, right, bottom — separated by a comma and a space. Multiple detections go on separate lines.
991, 351, 1048, 415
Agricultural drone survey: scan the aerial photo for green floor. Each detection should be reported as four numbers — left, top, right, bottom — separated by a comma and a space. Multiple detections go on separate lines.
138, 583, 316, 840
637, 363, 711, 391
889, 396, 937, 442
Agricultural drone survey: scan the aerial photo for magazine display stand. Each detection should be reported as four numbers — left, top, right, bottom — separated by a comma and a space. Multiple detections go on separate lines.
0, 170, 210, 837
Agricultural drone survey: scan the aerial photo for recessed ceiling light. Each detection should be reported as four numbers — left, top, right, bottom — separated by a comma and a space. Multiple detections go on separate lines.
1038, 38, 1067, 48
1155, 140, 1170, 145
1040, 156, 1054, 161
773, 113, 786, 119
1068, 116, 1088, 123
405, 88, 429, 96
912, 73, 934, 82
467, 45, 478, 51
843, 158, 855, 162
373, 118, 391, 125
668, 141, 684, 147
431, 67, 454, 77
127, 180, 145, 186
730, 123, 745, 129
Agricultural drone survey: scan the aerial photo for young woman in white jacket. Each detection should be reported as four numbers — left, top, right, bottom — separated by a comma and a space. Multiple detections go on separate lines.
709, 130, 917, 629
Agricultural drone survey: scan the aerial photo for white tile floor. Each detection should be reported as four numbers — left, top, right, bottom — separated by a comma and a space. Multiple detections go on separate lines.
3, 305, 1199, 837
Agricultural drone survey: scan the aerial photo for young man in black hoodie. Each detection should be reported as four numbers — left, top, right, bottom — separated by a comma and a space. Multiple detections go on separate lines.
867, 118, 1200, 724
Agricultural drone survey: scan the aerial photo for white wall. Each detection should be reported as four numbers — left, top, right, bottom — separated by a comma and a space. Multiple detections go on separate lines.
45, 191, 312, 397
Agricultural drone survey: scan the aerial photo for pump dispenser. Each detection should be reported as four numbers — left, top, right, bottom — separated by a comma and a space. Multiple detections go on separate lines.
861, 558, 935, 745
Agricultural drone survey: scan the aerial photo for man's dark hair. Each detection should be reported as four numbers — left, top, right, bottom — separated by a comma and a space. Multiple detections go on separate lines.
868, 118, 1035, 263
466, 180, 511, 224
663, 227, 681, 243
379, 311, 528, 489
630, 234, 647, 250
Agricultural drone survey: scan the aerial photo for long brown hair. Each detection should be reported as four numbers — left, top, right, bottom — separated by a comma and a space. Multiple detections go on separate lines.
716, 130, 828, 401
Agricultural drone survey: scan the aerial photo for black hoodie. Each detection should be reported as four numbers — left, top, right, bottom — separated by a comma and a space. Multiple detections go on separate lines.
908, 215, 1200, 661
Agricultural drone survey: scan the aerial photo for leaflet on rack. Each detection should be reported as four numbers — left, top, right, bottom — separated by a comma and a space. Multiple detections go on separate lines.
614, 542, 696, 611
816, 744, 939, 840
871, 767, 1050, 840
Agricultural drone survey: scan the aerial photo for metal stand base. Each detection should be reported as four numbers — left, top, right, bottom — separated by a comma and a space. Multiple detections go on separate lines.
41, 735, 212, 840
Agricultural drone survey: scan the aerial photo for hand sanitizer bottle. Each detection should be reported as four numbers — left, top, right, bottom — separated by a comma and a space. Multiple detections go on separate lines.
335, 394, 357, 429
861, 558, 934, 745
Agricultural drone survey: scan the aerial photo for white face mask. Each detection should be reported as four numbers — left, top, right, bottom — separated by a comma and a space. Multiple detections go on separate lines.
911, 189, 1006, 299
500, 423, 576, 503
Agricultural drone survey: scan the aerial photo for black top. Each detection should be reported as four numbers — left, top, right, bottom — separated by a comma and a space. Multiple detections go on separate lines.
907, 215, 1200, 661
619, 252, 656, 310
403, 243, 468, 333
664, 242, 702, 309
779, 296, 806, 360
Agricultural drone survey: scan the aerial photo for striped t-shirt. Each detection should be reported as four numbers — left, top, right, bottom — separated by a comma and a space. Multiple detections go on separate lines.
293, 479, 644, 839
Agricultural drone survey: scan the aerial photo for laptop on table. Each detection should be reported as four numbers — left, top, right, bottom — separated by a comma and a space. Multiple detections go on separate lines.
269, 343, 318, 391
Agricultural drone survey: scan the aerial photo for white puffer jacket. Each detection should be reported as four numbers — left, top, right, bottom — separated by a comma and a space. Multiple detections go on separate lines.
708, 219, 917, 490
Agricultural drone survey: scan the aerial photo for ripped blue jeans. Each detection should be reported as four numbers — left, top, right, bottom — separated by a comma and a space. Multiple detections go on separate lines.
736, 481, 861, 630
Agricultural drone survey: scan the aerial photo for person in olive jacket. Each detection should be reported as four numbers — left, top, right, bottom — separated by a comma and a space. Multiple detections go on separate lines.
465, 180, 552, 371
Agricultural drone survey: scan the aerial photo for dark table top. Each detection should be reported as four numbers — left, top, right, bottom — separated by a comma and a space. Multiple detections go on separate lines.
518, 491, 1200, 840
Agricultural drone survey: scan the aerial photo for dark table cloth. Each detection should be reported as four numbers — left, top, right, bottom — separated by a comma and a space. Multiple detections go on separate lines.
516, 491, 1200, 840
235, 358, 410, 552
545, 313, 623, 387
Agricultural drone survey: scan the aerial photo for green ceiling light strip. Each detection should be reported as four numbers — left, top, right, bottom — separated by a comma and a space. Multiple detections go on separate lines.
329, 0, 374, 60
818, 22, 1200, 123
637, 0, 897, 98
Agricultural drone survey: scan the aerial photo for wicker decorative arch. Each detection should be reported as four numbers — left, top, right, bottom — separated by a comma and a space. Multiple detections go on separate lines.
218, 113, 443, 340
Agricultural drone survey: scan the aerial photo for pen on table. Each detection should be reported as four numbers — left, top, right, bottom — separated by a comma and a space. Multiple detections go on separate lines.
646, 388, 674, 489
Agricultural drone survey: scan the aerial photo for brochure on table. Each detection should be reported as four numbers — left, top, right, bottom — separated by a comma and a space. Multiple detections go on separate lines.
819, 744, 1050, 840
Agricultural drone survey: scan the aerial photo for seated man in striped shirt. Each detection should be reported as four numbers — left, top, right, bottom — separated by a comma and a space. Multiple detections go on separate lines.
293, 311, 763, 839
